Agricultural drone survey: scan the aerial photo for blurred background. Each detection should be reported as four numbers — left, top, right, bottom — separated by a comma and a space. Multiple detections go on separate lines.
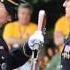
0, 0, 66, 70
27, 0, 65, 30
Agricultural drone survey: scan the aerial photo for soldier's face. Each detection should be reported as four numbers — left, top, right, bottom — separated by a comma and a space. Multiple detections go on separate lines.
63, 0, 70, 20
0, 3, 11, 27
0, 3, 8, 24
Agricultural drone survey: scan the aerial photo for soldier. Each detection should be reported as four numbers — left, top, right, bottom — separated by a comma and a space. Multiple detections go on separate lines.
0, 2, 45, 70
61, 34, 70, 70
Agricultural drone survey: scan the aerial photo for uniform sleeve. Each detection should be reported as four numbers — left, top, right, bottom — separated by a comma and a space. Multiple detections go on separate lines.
8, 43, 32, 69
0, 38, 9, 52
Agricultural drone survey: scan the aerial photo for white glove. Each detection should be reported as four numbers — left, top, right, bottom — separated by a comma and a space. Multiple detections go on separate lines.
28, 31, 44, 50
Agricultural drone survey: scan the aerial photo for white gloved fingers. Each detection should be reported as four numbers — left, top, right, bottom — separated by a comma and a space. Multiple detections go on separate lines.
28, 31, 44, 50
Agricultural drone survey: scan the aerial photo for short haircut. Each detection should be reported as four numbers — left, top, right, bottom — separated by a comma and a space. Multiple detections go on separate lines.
18, 3, 33, 14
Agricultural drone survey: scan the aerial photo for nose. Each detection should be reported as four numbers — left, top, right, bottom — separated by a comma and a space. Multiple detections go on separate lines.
63, 1, 67, 7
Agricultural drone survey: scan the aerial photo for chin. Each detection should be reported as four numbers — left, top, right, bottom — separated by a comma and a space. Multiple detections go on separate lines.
66, 14, 70, 20
23, 22, 29, 25
55, 41, 61, 46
